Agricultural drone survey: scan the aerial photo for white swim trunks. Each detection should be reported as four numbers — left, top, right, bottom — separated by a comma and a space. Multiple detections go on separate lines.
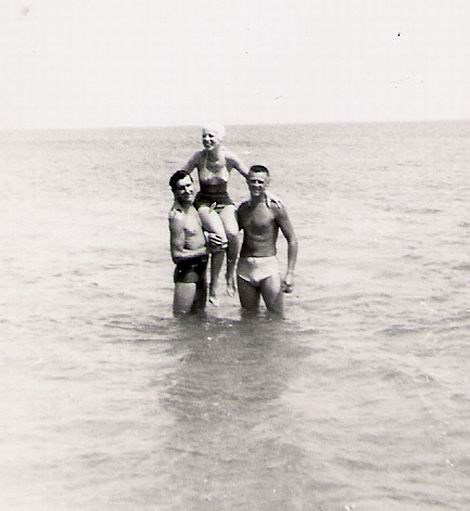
237, 256, 279, 286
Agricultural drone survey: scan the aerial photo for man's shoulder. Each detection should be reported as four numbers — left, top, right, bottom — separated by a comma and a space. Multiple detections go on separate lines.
267, 199, 282, 209
168, 203, 185, 222
236, 200, 250, 224
237, 200, 251, 212
237, 198, 282, 212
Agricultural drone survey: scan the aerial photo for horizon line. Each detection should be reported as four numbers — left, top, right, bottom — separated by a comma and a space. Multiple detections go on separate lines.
2, 117, 470, 132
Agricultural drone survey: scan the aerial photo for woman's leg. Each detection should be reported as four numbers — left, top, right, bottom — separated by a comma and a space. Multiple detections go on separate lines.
218, 205, 240, 296
197, 206, 226, 304
197, 206, 227, 240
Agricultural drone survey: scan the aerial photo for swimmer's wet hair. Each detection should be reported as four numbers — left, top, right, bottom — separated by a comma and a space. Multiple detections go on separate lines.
169, 170, 192, 190
249, 165, 270, 176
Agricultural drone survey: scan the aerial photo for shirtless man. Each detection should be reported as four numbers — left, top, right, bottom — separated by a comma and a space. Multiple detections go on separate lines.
168, 170, 226, 315
237, 165, 298, 317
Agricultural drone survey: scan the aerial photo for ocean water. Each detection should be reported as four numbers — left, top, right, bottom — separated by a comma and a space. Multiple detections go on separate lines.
1, 122, 469, 510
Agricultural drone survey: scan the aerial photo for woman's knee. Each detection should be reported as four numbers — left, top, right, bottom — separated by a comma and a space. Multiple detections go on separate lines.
219, 207, 238, 230
198, 207, 226, 238
220, 215, 239, 241
225, 228, 239, 243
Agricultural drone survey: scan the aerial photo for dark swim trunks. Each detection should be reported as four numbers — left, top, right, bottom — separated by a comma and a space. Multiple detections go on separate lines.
173, 255, 208, 285
194, 182, 235, 213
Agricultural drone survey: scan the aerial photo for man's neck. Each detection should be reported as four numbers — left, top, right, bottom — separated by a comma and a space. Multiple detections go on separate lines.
174, 199, 192, 212
249, 193, 266, 206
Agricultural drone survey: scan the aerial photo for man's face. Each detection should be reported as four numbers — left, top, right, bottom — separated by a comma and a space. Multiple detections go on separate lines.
202, 128, 221, 151
247, 171, 269, 198
174, 175, 194, 204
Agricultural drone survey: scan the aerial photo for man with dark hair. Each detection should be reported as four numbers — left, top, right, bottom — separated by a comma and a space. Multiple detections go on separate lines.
168, 170, 226, 315
236, 165, 298, 317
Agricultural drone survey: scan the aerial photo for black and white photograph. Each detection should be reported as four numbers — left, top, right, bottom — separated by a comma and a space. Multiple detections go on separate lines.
2, 1, 470, 509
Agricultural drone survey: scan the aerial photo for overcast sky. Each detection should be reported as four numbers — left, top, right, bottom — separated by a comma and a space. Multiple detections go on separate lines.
2, 0, 470, 129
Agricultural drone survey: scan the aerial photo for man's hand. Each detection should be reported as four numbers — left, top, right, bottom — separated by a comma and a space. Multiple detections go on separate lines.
205, 232, 228, 253
281, 273, 294, 293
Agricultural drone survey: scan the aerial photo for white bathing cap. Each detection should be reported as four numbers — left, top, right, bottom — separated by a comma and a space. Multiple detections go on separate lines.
202, 122, 226, 139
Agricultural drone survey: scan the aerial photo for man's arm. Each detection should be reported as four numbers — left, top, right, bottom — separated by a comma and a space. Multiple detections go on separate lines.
169, 212, 207, 263
275, 205, 298, 293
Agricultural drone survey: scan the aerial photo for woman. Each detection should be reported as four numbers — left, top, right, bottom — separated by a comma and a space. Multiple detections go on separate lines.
182, 123, 248, 304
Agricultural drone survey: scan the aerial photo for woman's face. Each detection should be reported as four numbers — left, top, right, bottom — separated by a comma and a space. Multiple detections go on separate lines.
202, 128, 222, 150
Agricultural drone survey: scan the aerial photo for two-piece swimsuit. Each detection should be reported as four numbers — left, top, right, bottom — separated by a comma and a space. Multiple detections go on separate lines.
194, 151, 235, 213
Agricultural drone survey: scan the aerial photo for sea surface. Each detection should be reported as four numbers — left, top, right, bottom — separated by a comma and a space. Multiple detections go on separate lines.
1, 122, 470, 510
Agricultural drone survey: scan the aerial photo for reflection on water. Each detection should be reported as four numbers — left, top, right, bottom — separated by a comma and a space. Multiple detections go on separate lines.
157, 317, 316, 510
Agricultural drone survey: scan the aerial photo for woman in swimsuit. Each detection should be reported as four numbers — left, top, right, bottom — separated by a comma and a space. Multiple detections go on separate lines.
182, 123, 248, 304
